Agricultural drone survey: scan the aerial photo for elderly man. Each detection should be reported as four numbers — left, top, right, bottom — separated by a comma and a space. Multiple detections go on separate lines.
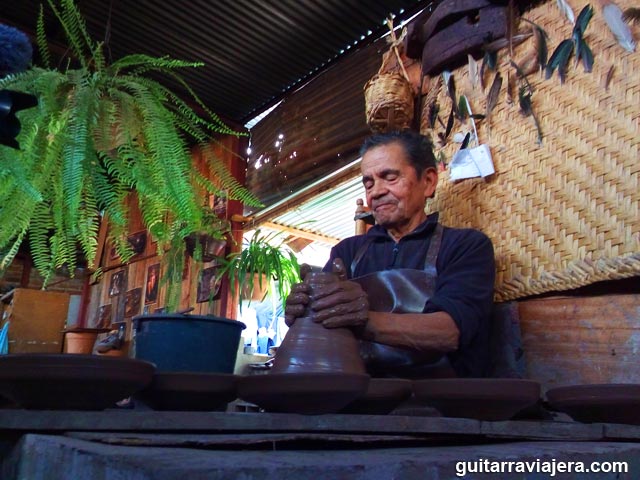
285, 130, 495, 378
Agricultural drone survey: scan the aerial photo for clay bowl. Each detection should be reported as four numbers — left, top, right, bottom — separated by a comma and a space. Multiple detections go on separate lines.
238, 372, 370, 414
137, 372, 237, 411
340, 378, 413, 415
412, 378, 541, 421
546, 384, 640, 425
0, 354, 155, 410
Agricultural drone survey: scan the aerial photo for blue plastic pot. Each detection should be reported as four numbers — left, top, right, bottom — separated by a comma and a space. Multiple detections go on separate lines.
132, 314, 245, 373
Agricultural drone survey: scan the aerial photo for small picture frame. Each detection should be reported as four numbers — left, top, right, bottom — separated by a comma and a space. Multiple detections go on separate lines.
145, 263, 160, 304
124, 287, 142, 318
209, 191, 228, 218
96, 304, 112, 329
109, 270, 125, 297
109, 243, 119, 261
197, 266, 222, 303
127, 230, 147, 256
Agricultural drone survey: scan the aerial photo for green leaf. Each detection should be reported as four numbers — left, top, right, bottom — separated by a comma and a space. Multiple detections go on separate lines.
546, 39, 574, 82
579, 38, 594, 73
36, 5, 52, 69
574, 5, 594, 37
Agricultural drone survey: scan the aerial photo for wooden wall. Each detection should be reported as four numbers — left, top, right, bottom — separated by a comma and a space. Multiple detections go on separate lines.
519, 293, 640, 391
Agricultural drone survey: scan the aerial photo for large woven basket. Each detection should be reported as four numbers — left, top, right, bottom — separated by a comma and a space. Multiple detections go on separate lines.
423, 0, 640, 301
364, 70, 414, 132
364, 23, 415, 133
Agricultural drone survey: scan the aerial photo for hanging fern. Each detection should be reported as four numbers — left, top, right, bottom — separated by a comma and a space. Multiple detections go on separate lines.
0, 0, 263, 295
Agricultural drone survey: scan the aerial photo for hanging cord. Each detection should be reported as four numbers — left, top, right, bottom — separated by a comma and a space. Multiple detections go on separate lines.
379, 17, 411, 83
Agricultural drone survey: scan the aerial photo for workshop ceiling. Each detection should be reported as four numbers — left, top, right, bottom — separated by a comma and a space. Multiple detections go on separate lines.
1, 0, 427, 125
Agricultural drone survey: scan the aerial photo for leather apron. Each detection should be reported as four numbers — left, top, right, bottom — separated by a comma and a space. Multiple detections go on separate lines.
350, 224, 457, 378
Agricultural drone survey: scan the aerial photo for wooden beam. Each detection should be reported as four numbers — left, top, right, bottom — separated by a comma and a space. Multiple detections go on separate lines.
261, 222, 339, 246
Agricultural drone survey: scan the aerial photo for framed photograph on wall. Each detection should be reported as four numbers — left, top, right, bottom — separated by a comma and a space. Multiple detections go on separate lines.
145, 263, 160, 304
96, 304, 112, 329
109, 243, 119, 261
127, 230, 147, 256
196, 266, 222, 303
109, 270, 125, 297
209, 191, 228, 218
124, 287, 142, 318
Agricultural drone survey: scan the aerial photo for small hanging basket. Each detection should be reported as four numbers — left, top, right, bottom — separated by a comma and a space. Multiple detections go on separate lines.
364, 21, 414, 133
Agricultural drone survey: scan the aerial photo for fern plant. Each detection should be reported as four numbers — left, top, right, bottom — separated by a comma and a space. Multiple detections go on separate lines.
0, 0, 262, 294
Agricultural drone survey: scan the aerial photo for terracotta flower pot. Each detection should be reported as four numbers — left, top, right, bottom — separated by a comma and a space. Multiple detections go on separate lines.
63, 331, 98, 354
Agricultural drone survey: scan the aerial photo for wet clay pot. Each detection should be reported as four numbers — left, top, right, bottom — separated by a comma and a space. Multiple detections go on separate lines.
271, 272, 366, 375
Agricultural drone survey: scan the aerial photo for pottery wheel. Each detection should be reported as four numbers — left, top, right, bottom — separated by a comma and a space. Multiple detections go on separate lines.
412, 378, 541, 421
0, 354, 155, 410
546, 384, 640, 425
137, 372, 237, 411
238, 373, 369, 414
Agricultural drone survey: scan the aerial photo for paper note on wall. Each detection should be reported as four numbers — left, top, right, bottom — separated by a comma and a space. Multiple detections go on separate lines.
449, 144, 495, 181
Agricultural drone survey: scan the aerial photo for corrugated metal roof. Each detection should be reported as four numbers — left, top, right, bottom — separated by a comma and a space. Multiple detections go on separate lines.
1, 0, 427, 124
270, 168, 366, 245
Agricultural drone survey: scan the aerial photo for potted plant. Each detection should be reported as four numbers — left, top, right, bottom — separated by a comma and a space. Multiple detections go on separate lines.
184, 207, 229, 263
218, 229, 301, 307
0, 0, 262, 297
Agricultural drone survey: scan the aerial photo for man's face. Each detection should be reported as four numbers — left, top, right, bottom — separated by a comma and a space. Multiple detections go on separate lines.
361, 142, 437, 238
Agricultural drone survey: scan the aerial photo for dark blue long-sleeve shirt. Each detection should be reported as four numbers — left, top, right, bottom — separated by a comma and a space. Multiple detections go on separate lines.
324, 212, 495, 377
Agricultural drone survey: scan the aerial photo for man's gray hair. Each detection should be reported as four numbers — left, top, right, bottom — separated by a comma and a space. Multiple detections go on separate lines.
360, 130, 437, 178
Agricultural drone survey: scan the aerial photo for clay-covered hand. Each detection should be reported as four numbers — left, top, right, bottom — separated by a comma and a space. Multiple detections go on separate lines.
309, 258, 369, 328
284, 264, 312, 327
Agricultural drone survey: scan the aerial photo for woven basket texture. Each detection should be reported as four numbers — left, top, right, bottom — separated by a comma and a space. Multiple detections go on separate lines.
423, 0, 639, 301
365, 71, 415, 132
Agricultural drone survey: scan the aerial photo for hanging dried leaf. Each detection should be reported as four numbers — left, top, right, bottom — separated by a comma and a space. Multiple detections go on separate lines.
510, 60, 535, 98
556, 0, 576, 24
518, 85, 543, 145
578, 37, 594, 72
532, 24, 549, 71
483, 50, 498, 71
438, 105, 455, 147
423, 76, 442, 131
507, 0, 515, 56
517, 52, 541, 77
575, 4, 595, 34
506, 70, 514, 105
604, 64, 615, 90
428, 102, 440, 129
518, 85, 533, 116
444, 73, 460, 119
444, 105, 455, 141
445, 74, 456, 103
601, 0, 636, 52
457, 95, 469, 121
623, 7, 640, 23
546, 39, 574, 82
459, 132, 471, 150
485, 72, 502, 122
569, 6, 595, 72
468, 54, 480, 89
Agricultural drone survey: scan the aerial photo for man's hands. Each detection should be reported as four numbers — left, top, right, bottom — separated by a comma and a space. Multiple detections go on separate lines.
284, 258, 369, 329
